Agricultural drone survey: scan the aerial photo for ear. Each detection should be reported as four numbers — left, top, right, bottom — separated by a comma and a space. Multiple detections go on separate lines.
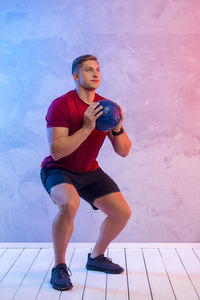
72, 72, 79, 82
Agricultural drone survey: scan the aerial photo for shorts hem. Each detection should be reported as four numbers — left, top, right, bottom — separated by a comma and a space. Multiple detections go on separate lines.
92, 189, 121, 210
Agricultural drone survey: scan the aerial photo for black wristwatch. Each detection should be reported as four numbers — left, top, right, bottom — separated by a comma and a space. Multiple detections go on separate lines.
111, 127, 124, 136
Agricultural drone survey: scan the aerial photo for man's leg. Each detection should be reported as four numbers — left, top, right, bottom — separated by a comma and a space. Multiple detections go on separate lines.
50, 183, 80, 267
91, 192, 131, 258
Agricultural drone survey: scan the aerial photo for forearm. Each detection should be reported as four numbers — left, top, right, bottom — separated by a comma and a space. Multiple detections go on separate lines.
112, 129, 132, 157
51, 127, 91, 160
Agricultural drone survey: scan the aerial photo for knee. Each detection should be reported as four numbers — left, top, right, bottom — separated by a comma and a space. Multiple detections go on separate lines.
123, 206, 132, 222
113, 206, 132, 224
59, 198, 80, 217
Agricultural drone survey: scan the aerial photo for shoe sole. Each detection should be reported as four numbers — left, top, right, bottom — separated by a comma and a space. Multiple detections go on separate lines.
50, 279, 73, 291
86, 264, 124, 274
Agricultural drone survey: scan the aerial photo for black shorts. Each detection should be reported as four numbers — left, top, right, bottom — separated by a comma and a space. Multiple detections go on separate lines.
40, 166, 120, 210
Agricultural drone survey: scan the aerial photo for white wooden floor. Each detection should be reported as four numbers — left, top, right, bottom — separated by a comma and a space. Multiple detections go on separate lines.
0, 243, 200, 300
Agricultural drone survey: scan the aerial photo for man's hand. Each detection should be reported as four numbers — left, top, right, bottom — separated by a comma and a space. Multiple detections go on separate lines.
107, 103, 131, 157
83, 102, 103, 132
112, 102, 124, 132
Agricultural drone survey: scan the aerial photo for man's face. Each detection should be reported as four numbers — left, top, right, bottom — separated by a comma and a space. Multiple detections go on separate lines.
74, 60, 101, 90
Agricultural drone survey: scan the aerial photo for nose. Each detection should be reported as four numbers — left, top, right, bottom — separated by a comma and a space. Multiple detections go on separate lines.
93, 71, 99, 78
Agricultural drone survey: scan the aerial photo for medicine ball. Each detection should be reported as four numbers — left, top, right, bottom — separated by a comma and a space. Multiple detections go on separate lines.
95, 99, 121, 132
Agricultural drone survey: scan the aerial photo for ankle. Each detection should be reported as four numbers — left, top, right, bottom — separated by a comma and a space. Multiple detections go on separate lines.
54, 260, 65, 268
90, 252, 104, 259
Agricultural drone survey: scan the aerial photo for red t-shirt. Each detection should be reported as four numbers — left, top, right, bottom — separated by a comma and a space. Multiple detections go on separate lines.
41, 89, 108, 172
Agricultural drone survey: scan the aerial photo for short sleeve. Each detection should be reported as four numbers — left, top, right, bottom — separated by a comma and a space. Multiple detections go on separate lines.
46, 99, 70, 128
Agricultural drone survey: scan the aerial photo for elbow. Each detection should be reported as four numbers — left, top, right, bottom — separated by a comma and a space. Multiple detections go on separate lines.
116, 142, 132, 157
51, 154, 59, 161
50, 143, 70, 161
116, 148, 130, 157
122, 152, 129, 157
51, 151, 59, 161
123, 140, 132, 157
120, 149, 130, 157
50, 145, 60, 161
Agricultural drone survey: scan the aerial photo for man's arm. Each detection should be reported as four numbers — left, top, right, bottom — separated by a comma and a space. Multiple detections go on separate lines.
107, 103, 132, 157
48, 126, 91, 161
48, 102, 103, 161
108, 126, 132, 157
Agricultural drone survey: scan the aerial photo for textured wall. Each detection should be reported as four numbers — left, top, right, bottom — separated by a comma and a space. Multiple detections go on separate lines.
1, 0, 200, 242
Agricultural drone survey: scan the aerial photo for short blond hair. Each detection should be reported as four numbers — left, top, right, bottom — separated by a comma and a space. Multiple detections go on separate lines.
72, 54, 98, 74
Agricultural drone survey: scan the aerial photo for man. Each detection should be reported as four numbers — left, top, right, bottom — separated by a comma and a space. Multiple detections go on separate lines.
40, 54, 132, 291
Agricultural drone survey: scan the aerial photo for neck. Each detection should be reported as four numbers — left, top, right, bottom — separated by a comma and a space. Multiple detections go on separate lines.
75, 84, 96, 104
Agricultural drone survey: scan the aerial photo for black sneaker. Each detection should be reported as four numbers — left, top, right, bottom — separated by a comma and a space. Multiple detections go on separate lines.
50, 263, 73, 291
86, 253, 124, 274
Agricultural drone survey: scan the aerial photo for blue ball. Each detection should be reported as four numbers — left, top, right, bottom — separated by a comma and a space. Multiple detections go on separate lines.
95, 99, 121, 132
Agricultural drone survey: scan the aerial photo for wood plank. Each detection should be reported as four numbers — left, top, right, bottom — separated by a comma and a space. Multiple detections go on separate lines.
159, 248, 199, 299
0, 248, 7, 257
0, 243, 53, 248
36, 247, 74, 300
60, 247, 90, 300
13, 248, 54, 300
0, 249, 24, 283
193, 248, 200, 260
176, 248, 200, 298
0, 249, 40, 300
106, 248, 129, 300
125, 248, 152, 300
143, 248, 175, 300
83, 247, 107, 300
